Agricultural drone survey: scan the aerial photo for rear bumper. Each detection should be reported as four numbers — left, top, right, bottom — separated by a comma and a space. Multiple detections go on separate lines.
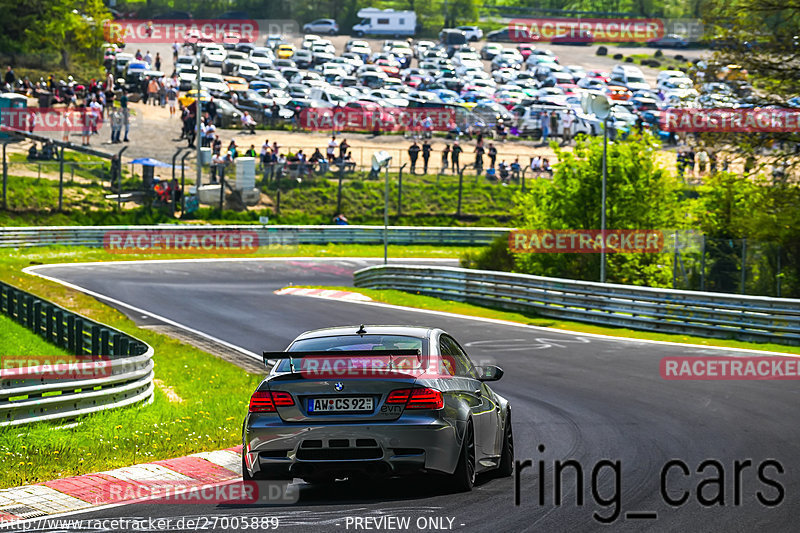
243, 413, 462, 480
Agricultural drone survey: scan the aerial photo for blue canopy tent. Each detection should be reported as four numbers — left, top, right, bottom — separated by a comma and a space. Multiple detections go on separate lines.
129, 157, 172, 167
129, 157, 176, 191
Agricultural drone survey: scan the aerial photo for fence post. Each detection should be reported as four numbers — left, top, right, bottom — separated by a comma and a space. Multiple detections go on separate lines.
2, 141, 9, 210
275, 174, 281, 216
336, 164, 344, 215
672, 231, 679, 289
457, 166, 465, 217
218, 169, 225, 214
56, 309, 65, 348
75, 318, 84, 354
777, 245, 782, 297
66, 314, 75, 352
397, 163, 407, 217
741, 238, 747, 295
91, 325, 101, 355
700, 234, 706, 291
58, 146, 65, 211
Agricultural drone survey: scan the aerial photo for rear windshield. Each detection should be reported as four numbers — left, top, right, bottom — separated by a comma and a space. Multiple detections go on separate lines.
276, 334, 427, 372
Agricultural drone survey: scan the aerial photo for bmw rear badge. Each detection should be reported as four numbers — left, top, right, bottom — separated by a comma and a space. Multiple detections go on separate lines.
334, 382, 344, 391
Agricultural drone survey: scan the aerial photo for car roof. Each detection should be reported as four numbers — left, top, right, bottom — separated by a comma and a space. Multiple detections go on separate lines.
292, 325, 436, 343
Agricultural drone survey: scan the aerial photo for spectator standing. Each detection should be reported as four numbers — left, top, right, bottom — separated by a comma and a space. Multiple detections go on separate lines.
167, 84, 178, 117
549, 111, 559, 142
172, 42, 180, 62
327, 136, 337, 161
697, 148, 709, 175
212, 135, 222, 156
270, 102, 280, 127
541, 110, 550, 143
110, 109, 121, 143
488, 143, 497, 168
155, 52, 161, 72
686, 147, 696, 178
676, 150, 686, 179
228, 140, 238, 158
441, 144, 450, 173
451, 141, 462, 172
421, 141, 431, 174
147, 77, 159, 106
206, 97, 217, 123
474, 143, 485, 175
562, 111, 574, 145
339, 138, 349, 159
89, 97, 102, 134
158, 76, 166, 107
408, 141, 420, 174
144, 50, 153, 66
5, 66, 15, 87
120, 91, 130, 142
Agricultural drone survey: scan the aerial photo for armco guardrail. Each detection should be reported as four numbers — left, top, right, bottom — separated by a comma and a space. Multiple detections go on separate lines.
0, 281, 153, 427
354, 265, 800, 346
0, 225, 510, 248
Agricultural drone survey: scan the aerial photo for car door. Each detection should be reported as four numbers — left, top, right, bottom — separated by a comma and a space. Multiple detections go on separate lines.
438, 334, 497, 459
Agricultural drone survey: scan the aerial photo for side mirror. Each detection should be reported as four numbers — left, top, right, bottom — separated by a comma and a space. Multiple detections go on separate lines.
476, 365, 504, 382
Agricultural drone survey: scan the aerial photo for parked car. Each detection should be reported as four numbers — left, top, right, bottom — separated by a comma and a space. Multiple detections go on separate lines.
222, 51, 249, 75
649, 34, 689, 48
486, 27, 533, 42
457, 26, 484, 42
214, 98, 243, 128
303, 19, 339, 35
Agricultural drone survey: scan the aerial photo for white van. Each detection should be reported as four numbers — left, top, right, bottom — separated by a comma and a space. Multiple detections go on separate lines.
352, 8, 417, 37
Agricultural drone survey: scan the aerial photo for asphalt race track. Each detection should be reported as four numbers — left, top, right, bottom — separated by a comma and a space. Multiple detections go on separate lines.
22, 258, 800, 533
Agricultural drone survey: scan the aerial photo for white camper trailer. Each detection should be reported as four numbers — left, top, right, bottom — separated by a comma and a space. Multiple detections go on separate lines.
352, 8, 417, 37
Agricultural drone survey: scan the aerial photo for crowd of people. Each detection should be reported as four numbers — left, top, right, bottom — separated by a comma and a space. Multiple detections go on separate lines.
406, 132, 552, 183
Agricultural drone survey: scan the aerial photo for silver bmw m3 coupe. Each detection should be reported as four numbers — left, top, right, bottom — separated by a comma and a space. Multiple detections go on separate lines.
242, 325, 513, 491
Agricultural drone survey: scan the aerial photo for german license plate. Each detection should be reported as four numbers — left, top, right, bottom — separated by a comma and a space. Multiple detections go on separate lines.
308, 397, 373, 413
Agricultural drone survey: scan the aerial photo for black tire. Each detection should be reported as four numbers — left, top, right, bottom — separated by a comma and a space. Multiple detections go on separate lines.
355, 31, 365, 38
449, 420, 476, 492
497, 412, 513, 477
329, 30, 337, 36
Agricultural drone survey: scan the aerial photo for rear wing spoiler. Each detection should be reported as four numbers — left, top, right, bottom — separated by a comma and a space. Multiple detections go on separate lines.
261, 349, 421, 373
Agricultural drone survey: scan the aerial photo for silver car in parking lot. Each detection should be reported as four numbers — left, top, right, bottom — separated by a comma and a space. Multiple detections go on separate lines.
242, 325, 513, 491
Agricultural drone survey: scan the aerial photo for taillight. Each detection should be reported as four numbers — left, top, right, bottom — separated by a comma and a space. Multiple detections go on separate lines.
386, 388, 443, 410
407, 388, 444, 410
249, 391, 295, 412
386, 389, 411, 404
271, 391, 295, 407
